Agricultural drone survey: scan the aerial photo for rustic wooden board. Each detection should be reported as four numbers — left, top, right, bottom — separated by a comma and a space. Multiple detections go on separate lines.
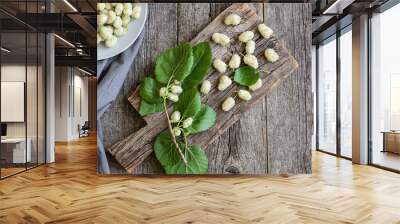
106, 3, 299, 173
264, 4, 313, 174
208, 3, 268, 174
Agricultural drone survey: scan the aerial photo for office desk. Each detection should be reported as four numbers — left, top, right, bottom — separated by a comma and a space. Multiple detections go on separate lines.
1, 138, 31, 164
382, 131, 400, 154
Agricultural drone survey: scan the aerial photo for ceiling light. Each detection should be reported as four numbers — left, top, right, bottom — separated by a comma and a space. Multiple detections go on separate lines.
322, 0, 355, 15
1, 47, 11, 53
63, 0, 78, 12
54, 34, 75, 48
78, 67, 93, 76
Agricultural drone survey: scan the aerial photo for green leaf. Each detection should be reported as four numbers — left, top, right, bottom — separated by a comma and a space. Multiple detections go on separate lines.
153, 131, 185, 166
182, 42, 212, 89
233, 66, 260, 86
139, 77, 163, 104
165, 144, 208, 174
155, 43, 194, 84
139, 100, 163, 116
185, 104, 216, 134
174, 88, 201, 119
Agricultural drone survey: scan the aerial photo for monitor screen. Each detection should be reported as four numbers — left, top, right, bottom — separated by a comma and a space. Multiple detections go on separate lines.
1, 123, 7, 137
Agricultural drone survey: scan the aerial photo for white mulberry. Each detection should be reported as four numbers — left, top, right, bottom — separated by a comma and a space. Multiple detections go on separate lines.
105, 35, 118, 47
237, 90, 252, 101
170, 85, 183, 94
182, 117, 193, 128
114, 3, 123, 16
258, 24, 273, 39
264, 48, 279, 63
222, 97, 235, 111
123, 7, 133, 17
132, 6, 141, 19
97, 14, 108, 26
228, 54, 241, 69
107, 10, 116, 24
122, 15, 131, 27
159, 87, 168, 97
213, 59, 227, 73
212, 33, 230, 46
200, 80, 211, 94
243, 54, 258, 69
113, 16, 123, 28
218, 75, 232, 91
113, 27, 126, 37
173, 127, 181, 137
167, 93, 179, 102
238, 31, 254, 43
224, 13, 241, 25
97, 3, 106, 11
245, 40, 255, 54
171, 111, 181, 123
99, 26, 113, 40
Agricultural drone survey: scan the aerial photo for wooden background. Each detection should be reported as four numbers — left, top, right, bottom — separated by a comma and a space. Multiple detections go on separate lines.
100, 3, 313, 175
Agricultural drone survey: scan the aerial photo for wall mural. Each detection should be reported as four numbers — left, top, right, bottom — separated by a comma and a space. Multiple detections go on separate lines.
97, 3, 312, 175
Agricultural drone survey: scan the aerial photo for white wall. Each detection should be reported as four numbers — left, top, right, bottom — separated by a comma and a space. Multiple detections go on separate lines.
55, 66, 69, 141
1, 65, 34, 138
54, 67, 89, 141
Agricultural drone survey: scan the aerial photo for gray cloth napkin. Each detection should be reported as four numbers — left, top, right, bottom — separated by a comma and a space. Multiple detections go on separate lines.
97, 31, 144, 174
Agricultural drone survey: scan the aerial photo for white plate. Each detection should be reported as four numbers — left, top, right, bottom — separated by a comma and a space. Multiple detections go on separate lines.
97, 3, 148, 61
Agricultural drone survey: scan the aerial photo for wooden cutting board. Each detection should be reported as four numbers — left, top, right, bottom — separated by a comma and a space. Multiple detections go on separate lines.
106, 3, 298, 173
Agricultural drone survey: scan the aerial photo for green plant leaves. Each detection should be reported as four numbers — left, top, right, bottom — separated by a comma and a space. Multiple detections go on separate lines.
233, 66, 260, 86
139, 77, 163, 104
138, 42, 216, 174
139, 100, 163, 116
154, 131, 183, 166
155, 43, 194, 84
185, 104, 216, 134
174, 88, 201, 119
182, 42, 212, 89
154, 132, 208, 174
165, 144, 208, 174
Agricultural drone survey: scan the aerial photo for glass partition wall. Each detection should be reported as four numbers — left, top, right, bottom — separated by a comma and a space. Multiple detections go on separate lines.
370, 3, 400, 172
317, 35, 337, 155
339, 27, 352, 159
315, 26, 353, 159
0, 1, 46, 179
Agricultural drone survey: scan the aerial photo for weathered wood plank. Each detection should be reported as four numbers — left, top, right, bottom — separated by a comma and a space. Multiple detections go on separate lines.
205, 3, 233, 174
264, 3, 312, 174
225, 3, 268, 174
108, 3, 299, 173
100, 3, 179, 174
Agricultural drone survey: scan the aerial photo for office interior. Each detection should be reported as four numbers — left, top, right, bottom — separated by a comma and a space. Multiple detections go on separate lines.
0, 0, 96, 179
312, 0, 400, 172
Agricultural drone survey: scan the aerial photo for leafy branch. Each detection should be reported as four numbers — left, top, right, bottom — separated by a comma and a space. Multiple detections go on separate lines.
138, 42, 215, 174
162, 98, 187, 166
